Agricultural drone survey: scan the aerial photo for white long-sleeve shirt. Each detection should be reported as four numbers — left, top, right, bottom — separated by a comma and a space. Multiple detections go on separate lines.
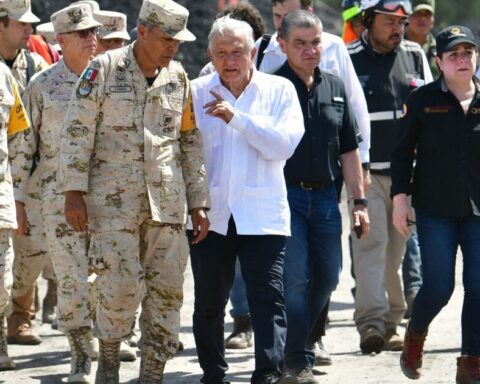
191, 69, 304, 236
254, 31, 371, 164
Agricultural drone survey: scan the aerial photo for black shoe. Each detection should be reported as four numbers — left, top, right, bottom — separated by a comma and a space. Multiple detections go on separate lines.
225, 315, 252, 349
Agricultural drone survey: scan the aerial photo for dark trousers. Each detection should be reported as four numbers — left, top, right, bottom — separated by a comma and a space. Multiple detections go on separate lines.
189, 217, 287, 384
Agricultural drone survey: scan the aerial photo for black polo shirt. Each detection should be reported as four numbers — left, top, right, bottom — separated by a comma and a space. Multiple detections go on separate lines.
275, 62, 358, 183
391, 77, 480, 218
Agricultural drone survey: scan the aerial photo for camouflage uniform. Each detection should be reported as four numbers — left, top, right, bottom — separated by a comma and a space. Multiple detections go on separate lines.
0, 61, 31, 312
18, 59, 91, 331
4, 49, 52, 329
58, 44, 209, 361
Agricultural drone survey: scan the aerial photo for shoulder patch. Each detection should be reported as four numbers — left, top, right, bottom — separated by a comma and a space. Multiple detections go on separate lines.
400, 104, 408, 118
77, 79, 93, 98
82, 68, 98, 82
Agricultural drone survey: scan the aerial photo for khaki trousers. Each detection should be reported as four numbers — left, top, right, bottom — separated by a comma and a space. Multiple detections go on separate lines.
352, 174, 407, 336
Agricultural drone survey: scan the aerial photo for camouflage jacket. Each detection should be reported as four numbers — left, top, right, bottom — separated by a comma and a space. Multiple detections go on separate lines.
0, 62, 31, 228
0, 50, 49, 95
20, 58, 79, 214
58, 43, 210, 230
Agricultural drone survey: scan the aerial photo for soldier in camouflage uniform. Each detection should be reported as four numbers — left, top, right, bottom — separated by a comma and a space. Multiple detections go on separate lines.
0, 61, 32, 371
93, 10, 130, 55
0, 0, 53, 346
58, 0, 210, 382
16, 4, 102, 382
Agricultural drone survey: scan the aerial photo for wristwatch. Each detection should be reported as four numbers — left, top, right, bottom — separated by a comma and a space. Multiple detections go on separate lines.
353, 198, 368, 207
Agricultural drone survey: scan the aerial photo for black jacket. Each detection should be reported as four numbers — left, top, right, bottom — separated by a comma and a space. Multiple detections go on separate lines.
391, 77, 480, 218
348, 34, 431, 173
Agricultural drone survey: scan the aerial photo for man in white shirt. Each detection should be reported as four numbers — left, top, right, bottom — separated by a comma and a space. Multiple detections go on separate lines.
190, 17, 304, 384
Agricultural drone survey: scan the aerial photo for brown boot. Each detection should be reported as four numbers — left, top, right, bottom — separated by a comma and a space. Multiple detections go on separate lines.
457, 356, 480, 384
7, 316, 41, 345
138, 351, 165, 383
42, 279, 57, 324
0, 315, 15, 371
95, 340, 120, 384
400, 323, 427, 379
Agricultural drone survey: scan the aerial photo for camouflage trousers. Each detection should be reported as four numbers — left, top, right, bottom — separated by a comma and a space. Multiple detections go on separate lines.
44, 214, 91, 330
89, 220, 189, 362
10, 196, 50, 320
0, 230, 14, 314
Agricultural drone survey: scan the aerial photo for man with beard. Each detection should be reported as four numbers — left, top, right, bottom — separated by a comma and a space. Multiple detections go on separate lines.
347, 0, 432, 354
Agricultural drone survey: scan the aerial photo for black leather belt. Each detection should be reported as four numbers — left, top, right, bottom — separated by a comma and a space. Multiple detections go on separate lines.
287, 180, 331, 190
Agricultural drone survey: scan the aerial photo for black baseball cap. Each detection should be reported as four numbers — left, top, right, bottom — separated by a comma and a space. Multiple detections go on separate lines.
436, 25, 479, 56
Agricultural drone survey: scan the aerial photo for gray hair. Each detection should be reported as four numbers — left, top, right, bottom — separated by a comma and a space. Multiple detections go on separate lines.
208, 16, 254, 52
278, 10, 323, 41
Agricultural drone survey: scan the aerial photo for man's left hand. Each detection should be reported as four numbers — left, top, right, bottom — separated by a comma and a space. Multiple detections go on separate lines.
190, 208, 209, 244
204, 90, 234, 123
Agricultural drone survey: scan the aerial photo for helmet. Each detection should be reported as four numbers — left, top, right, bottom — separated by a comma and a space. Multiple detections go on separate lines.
360, 0, 412, 27
342, 0, 362, 21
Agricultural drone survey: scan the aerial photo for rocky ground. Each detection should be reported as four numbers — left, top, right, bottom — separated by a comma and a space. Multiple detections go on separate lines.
2, 199, 466, 384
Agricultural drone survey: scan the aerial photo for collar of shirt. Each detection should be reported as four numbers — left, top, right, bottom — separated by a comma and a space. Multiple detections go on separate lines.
279, 61, 323, 91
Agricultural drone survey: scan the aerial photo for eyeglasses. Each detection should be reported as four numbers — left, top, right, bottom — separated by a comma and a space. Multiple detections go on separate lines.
67, 27, 98, 38
378, 0, 412, 15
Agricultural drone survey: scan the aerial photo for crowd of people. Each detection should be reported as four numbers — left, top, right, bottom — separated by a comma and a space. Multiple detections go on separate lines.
0, 0, 478, 383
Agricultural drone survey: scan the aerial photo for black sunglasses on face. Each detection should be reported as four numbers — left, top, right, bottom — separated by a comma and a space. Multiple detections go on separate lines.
68, 27, 98, 38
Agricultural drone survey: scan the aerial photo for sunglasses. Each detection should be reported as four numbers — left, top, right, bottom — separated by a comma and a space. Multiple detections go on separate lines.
67, 27, 98, 38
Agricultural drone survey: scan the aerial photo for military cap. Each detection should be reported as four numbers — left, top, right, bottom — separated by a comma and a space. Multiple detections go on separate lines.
94, 10, 130, 40
139, 0, 195, 41
69, 0, 100, 13
436, 25, 479, 56
0, 0, 40, 23
412, 0, 434, 14
50, 3, 101, 35
36, 22, 55, 44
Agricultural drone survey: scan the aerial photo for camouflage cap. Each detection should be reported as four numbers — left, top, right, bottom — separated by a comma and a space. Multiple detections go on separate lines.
0, 0, 40, 23
69, 0, 100, 13
51, 4, 101, 35
139, 0, 195, 42
36, 22, 55, 44
412, 0, 434, 14
94, 10, 130, 40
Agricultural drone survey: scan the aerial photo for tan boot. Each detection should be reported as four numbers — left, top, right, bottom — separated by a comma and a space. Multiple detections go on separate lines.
138, 351, 165, 383
42, 279, 57, 324
384, 327, 404, 351
457, 356, 480, 384
400, 323, 427, 379
66, 327, 91, 383
0, 315, 15, 371
95, 340, 120, 384
87, 334, 99, 361
7, 316, 41, 345
119, 340, 136, 362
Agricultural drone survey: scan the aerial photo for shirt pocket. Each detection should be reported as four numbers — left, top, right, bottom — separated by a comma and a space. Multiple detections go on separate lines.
319, 100, 344, 141
101, 93, 135, 128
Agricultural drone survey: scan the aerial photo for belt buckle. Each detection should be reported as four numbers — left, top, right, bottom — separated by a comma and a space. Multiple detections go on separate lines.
300, 181, 312, 191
